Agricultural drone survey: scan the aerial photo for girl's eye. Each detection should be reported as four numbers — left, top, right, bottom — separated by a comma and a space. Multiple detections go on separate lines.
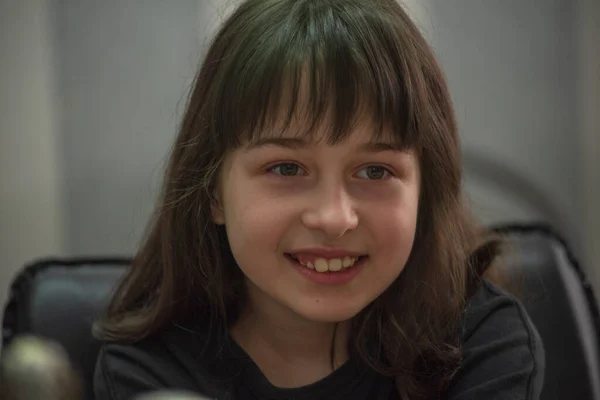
356, 166, 392, 180
268, 163, 305, 177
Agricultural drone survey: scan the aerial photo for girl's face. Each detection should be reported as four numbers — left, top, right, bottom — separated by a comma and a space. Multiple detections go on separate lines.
212, 122, 420, 323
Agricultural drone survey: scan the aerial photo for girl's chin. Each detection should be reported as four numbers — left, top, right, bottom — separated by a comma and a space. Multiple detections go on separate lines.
289, 303, 365, 324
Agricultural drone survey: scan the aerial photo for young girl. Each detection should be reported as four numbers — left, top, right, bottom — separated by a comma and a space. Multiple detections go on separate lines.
93, 0, 544, 399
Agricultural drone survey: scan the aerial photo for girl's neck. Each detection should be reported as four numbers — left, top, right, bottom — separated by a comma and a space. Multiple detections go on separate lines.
230, 284, 351, 388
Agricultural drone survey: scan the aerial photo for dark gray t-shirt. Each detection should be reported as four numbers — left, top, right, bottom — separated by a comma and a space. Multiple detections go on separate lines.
94, 281, 545, 399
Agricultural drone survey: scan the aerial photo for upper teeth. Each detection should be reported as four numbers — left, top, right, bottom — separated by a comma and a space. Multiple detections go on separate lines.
298, 257, 359, 272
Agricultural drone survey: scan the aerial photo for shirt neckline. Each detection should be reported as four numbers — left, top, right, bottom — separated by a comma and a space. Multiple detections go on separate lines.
224, 334, 369, 400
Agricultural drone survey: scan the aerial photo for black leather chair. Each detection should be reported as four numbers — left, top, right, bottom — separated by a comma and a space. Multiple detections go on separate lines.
490, 225, 600, 400
2, 258, 128, 400
2, 225, 600, 399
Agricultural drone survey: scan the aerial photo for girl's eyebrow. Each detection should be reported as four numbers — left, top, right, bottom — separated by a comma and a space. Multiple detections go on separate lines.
245, 137, 403, 153
245, 137, 308, 150
360, 141, 403, 153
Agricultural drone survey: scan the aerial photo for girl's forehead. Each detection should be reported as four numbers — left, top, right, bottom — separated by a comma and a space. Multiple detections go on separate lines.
241, 109, 405, 150
244, 128, 401, 151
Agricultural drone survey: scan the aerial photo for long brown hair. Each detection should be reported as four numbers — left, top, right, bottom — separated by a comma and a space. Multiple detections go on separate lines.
94, 0, 499, 398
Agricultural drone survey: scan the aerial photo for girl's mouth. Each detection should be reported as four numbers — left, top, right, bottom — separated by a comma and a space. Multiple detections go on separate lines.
285, 253, 366, 273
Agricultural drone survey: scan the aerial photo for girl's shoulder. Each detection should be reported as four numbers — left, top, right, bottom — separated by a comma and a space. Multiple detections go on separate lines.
93, 322, 231, 400
461, 279, 540, 341
94, 282, 545, 400
447, 280, 545, 399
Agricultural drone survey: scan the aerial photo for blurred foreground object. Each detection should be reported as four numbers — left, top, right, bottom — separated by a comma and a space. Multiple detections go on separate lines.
0, 335, 82, 400
134, 391, 212, 400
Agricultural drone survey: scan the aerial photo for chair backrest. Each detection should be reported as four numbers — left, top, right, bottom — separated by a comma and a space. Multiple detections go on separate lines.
492, 224, 600, 400
2, 225, 600, 399
2, 258, 128, 400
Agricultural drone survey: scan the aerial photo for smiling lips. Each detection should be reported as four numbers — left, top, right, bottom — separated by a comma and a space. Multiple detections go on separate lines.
287, 250, 365, 273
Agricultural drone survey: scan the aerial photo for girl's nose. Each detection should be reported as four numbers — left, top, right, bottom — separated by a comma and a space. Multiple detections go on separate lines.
301, 185, 358, 238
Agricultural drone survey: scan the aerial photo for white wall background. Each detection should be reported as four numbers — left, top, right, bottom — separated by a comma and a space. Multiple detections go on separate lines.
577, 0, 600, 293
1, 0, 598, 322
435, 0, 582, 237
54, 0, 202, 256
0, 0, 65, 312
